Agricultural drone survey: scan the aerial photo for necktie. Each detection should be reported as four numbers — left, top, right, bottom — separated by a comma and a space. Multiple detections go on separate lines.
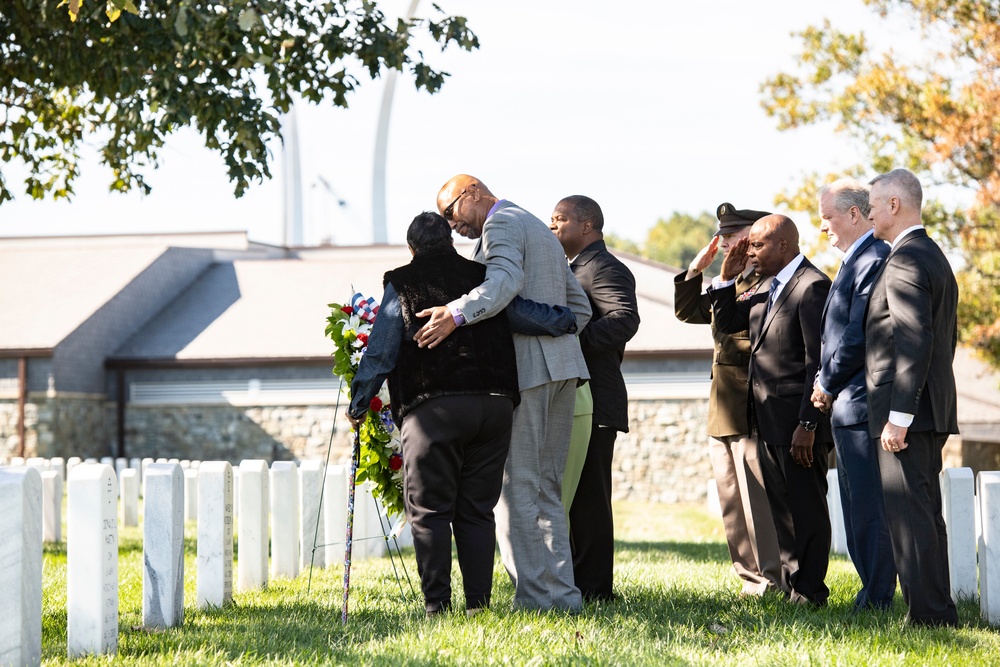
765, 278, 781, 317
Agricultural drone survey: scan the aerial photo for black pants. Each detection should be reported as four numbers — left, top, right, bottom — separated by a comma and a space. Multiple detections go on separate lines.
569, 424, 617, 600
758, 437, 832, 605
400, 394, 513, 613
877, 430, 958, 626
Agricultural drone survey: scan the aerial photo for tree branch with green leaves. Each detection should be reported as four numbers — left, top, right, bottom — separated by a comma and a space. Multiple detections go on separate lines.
0, 0, 478, 205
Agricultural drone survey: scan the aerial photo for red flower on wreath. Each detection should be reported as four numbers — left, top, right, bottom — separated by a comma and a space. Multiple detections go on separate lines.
388, 453, 403, 471
341, 305, 354, 315
357, 333, 369, 345
370, 396, 383, 412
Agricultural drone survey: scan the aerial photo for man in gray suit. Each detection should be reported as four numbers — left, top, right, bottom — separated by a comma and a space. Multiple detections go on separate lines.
864, 168, 959, 627
810, 178, 896, 612
415, 174, 592, 611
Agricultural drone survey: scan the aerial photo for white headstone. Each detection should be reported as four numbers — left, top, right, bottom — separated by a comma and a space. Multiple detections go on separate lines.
197, 462, 234, 609
67, 463, 118, 657
129, 458, 142, 479
120, 469, 139, 528
269, 462, 300, 579
184, 469, 199, 523
979, 471, 1000, 625
0, 467, 43, 667
114, 458, 128, 483
41, 470, 63, 543
50, 456, 66, 484
84, 458, 98, 465
180, 460, 191, 470
232, 468, 240, 519
99, 457, 113, 467
140, 459, 154, 497
299, 460, 326, 569
191, 461, 201, 469
706, 478, 721, 518
10, 457, 25, 466
237, 460, 269, 592
324, 465, 348, 568
142, 463, 184, 629
66, 457, 82, 479
941, 467, 977, 600
25, 458, 48, 473
827, 469, 848, 555
354, 481, 387, 560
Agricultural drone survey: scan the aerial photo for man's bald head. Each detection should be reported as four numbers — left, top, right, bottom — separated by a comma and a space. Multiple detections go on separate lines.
436, 174, 498, 239
747, 214, 800, 277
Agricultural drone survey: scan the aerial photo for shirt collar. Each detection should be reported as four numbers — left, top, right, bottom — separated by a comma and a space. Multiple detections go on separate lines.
890, 224, 923, 248
842, 228, 874, 264
487, 199, 508, 219
773, 253, 805, 286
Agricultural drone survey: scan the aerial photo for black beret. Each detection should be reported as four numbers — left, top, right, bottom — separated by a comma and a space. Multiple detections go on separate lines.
714, 202, 771, 236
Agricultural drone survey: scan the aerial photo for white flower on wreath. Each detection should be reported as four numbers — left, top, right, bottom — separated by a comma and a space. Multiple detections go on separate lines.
341, 314, 362, 336
377, 384, 391, 407
350, 350, 364, 366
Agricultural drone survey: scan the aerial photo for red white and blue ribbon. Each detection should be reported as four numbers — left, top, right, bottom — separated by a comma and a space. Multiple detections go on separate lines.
350, 292, 379, 324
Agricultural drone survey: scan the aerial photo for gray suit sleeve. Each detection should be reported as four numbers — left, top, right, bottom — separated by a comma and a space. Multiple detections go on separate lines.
448, 214, 524, 323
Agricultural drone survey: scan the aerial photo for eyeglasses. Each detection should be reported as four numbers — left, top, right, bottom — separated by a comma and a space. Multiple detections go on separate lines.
442, 190, 467, 220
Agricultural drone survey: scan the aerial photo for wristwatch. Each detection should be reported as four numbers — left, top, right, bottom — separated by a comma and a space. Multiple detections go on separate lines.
799, 420, 818, 432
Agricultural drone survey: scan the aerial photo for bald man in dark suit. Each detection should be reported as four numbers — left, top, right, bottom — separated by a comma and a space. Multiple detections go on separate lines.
864, 168, 960, 627
709, 215, 833, 606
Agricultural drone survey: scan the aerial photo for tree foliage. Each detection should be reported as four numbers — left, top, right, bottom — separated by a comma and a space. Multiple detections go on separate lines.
643, 212, 722, 277
761, 0, 1000, 370
0, 0, 478, 205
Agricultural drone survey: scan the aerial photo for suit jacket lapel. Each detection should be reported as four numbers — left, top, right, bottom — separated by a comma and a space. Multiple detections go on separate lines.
823, 234, 875, 323
754, 262, 806, 351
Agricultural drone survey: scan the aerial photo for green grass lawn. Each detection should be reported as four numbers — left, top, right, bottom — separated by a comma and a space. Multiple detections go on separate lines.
39, 500, 1000, 666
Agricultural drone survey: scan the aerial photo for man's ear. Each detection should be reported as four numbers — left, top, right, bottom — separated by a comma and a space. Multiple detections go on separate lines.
582, 219, 594, 235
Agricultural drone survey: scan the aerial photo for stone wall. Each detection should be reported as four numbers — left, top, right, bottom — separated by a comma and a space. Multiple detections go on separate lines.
2, 395, 717, 502
613, 398, 712, 504
0, 395, 110, 460
122, 404, 356, 466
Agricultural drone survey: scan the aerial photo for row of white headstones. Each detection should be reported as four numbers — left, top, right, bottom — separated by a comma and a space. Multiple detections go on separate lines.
706, 467, 1000, 625
0, 457, 408, 667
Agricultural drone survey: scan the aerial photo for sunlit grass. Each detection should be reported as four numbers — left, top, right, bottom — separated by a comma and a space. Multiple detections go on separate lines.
38, 501, 1000, 665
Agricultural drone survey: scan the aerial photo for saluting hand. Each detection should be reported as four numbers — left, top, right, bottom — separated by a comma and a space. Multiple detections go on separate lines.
687, 236, 720, 278
720, 236, 749, 281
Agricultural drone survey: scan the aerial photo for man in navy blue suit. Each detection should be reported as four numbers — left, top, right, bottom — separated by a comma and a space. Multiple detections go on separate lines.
810, 178, 896, 612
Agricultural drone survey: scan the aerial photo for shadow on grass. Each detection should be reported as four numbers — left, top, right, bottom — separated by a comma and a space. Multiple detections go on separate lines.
618, 539, 730, 563
588, 582, 991, 658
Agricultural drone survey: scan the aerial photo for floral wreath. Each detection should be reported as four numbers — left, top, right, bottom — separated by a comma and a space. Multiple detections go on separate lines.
325, 293, 404, 517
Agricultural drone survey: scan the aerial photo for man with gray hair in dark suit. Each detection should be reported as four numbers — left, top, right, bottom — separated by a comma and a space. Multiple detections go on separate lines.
864, 168, 959, 627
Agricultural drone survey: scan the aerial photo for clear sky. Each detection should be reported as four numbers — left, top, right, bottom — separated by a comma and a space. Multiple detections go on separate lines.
1, 0, 918, 247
